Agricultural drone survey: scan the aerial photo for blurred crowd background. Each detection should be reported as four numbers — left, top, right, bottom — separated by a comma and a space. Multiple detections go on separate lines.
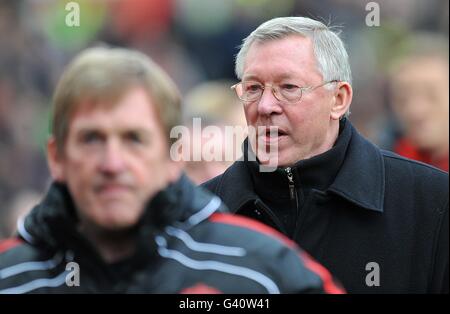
0, 0, 448, 238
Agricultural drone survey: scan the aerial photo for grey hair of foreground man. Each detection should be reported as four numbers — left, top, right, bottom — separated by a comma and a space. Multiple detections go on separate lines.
235, 16, 352, 117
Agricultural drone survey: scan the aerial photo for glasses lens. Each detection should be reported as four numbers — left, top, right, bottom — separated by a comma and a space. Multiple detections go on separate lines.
235, 82, 307, 103
278, 85, 303, 102
240, 82, 263, 102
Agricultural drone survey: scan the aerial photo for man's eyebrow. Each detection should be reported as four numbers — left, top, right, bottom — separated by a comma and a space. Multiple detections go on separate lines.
75, 127, 103, 135
241, 74, 261, 81
242, 72, 306, 82
74, 126, 152, 136
120, 127, 153, 134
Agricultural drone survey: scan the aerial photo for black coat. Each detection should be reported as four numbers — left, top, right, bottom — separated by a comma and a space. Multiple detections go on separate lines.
203, 120, 449, 293
0, 175, 342, 294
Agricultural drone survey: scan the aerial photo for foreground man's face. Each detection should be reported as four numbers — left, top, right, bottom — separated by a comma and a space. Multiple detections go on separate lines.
50, 87, 177, 231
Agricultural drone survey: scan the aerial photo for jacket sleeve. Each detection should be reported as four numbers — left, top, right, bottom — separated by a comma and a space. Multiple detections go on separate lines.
269, 242, 345, 294
429, 204, 449, 293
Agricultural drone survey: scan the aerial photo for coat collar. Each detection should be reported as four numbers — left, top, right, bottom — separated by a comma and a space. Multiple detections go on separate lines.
327, 122, 385, 212
21, 174, 224, 250
215, 120, 385, 213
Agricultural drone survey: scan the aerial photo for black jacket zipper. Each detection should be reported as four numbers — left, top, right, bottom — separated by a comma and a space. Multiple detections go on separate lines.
285, 167, 299, 237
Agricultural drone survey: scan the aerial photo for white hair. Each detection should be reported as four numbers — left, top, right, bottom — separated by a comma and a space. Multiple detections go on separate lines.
235, 17, 352, 116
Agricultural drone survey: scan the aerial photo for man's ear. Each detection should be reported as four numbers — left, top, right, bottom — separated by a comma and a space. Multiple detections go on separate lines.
330, 82, 353, 120
47, 137, 66, 182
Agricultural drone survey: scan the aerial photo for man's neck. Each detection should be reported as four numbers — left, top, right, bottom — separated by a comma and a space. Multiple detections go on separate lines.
303, 122, 340, 161
78, 222, 137, 264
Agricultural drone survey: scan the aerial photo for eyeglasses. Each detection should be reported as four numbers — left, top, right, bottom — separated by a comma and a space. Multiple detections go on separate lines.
231, 80, 339, 104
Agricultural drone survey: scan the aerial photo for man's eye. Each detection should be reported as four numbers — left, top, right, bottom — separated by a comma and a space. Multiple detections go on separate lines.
281, 84, 299, 91
82, 132, 102, 144
125, 132, 143, 144
245, 84, 263, 93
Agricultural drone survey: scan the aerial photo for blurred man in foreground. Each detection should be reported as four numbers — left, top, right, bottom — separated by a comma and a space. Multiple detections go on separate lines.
0, 47, 342, 294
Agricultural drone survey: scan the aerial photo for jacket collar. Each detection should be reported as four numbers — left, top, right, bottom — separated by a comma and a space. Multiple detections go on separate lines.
18, 174, 225, 285
327, 122, 385, 212
20, 174, 223, 251
215, 120, 385, 213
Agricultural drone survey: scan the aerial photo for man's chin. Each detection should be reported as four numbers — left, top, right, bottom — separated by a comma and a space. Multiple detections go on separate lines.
256, 150, 296, 169
92, 206, 144, 231
258, 156, 280, 168
94, 217, 140, 233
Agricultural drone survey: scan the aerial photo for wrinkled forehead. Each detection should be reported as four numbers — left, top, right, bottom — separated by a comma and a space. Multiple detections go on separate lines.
247, 34, 314, 56
243, 35, 321, 82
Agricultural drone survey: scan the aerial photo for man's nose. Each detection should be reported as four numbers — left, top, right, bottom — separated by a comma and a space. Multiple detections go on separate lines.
257, 87, 283, 116
100, 140, 126, 175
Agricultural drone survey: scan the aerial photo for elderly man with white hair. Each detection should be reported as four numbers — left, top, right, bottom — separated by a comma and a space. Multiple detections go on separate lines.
204, 16, 449, 293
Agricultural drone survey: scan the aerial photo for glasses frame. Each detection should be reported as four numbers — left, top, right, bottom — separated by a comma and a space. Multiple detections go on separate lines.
231, 79, 340, 104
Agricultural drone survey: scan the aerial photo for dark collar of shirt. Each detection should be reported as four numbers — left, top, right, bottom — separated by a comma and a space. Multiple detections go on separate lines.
245, 119, 351, 199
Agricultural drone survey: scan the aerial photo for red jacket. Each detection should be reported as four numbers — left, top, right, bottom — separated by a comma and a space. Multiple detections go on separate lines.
394, 137, 448, 172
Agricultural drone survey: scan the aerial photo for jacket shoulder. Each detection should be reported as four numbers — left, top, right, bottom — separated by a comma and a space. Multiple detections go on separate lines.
0, 237, 62, 293
0, 237, 38, 267
381, 149, 449, 195
194, 213, 344, 293
381, 149, 448, 174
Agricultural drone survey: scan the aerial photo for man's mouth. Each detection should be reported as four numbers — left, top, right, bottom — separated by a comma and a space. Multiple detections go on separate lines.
95, 183, 131, 197
260, 127, 288, 142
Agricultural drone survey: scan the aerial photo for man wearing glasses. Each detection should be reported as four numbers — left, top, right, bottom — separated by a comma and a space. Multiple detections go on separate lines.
203, 16, 448, 293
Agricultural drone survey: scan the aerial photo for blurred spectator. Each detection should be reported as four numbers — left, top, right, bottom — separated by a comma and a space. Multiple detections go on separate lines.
1, 189, 41, 238
183, 80, 247, 184
388, 34, 449, 171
